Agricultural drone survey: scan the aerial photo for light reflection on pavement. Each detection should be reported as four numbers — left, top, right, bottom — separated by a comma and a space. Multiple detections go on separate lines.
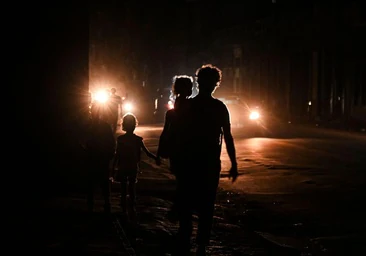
116, 124, 366, 255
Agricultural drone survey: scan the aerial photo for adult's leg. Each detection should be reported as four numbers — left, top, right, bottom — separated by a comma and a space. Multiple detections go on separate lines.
175, 175, 194, 254
196, 168, 220, 247
86, 176, 95, 212
168, 158, 179, 221
98, 161, 111, 213
111, 114, 118, 134
86, 163, 98, 212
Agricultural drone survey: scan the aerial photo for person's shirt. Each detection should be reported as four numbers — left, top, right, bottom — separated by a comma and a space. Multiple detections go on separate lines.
157, 109, 174, 158
187, 95, 231, 163
108, 94, 122, 114
115, 133, 143, 171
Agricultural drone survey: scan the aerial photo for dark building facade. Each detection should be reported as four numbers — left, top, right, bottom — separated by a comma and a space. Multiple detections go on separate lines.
22, 7, 90, 200
190, 1, 365, 128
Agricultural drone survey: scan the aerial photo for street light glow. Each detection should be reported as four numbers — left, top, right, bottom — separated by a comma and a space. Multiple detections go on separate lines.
123, 103, 133, 112
94, 90, 108, 103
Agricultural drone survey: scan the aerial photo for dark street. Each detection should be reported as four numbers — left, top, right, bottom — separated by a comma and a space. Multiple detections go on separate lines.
20, 2, 366, 256
133, 123, 366, 255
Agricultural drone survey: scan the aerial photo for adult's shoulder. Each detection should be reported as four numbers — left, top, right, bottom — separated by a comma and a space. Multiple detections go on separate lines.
166, 109, 175, 116
189, 95, 225, 109
113, 95, 122, 101
213, 97, 225, 104
116, 134, 125, 141
212, 97, 228, 110
165, 109, 177, 119
134, 134, 143, 141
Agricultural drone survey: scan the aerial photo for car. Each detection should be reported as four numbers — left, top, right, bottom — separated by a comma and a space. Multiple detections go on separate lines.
153, 87, 175, 123
217, 95, 267, 137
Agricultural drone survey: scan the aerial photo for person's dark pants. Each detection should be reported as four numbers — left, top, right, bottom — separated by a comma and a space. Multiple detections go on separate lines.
168, 157, 180, 218
87, 160, 111, 212
175, 175, 193, 251
195, 178, 219, 246
175, 165, 220, 250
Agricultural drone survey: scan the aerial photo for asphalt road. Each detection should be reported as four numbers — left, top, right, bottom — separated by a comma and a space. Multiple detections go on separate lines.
121, 122, 366, 252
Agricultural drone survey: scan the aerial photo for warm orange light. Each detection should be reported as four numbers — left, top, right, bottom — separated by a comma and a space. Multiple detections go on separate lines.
123, 102, 133, 112
249, 111, 260, 120
94, 90, 109, 103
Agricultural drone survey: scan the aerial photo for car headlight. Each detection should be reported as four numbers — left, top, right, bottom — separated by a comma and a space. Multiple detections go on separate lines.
94, 90, 109, 103
249, 111, 260, 120
167, 100, 174, 109
123, 102, 133, 112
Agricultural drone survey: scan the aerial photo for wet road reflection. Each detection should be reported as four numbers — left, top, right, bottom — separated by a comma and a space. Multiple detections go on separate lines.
120, 124, 366, 254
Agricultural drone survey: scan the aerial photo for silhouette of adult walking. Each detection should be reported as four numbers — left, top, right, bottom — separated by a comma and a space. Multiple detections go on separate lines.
83, 102, 116, 213
175, 64, 238, 256
108, 87, 122, 134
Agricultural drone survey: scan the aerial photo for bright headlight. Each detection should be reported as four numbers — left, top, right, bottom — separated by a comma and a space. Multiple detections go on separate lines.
123, 103, 133, 112
249, 111, 260, 120
167, 100, 174, 109
94, 90, 108, 103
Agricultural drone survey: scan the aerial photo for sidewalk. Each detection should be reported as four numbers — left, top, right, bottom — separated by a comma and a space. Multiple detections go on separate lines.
287, 117, 366, 135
